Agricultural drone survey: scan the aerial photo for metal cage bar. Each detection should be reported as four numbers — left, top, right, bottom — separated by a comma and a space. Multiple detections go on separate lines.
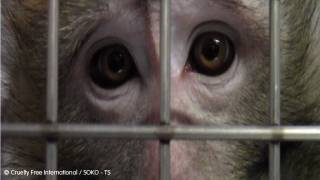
269, 0, 281, 179
46, 0, 59, 179
160, 0, 171, 179
2, 0, 320, 179
2, 124, 320, 140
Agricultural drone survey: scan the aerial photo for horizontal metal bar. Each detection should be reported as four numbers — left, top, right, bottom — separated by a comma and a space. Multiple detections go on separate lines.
2, 124, 320, 141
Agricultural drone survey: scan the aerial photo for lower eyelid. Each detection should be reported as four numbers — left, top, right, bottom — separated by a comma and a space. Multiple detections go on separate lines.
86, 75, 140, 101
188, 54, 239, 86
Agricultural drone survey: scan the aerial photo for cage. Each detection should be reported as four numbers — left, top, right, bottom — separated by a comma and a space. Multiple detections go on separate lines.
1, 0, 320, 180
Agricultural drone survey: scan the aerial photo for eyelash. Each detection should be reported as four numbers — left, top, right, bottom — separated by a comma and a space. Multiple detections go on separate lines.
187, 21, 240, 50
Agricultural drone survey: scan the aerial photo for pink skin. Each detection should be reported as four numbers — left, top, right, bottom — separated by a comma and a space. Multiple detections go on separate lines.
72, 0, 269, 179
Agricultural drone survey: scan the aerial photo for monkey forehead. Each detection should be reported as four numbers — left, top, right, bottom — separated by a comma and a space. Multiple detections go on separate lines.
146, 0, 269, 20
147, 0, 269, 60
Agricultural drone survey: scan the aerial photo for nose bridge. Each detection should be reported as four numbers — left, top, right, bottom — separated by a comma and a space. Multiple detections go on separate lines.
149, 1, 161, 62
170, 73, 188, 113
148, 1, 188, 116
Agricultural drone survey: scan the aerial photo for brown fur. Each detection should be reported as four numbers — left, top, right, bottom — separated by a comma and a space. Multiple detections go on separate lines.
1, 0, 320, 179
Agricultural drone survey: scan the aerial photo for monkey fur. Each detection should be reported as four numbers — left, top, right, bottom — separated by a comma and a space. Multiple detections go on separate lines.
1, 0, 320, 180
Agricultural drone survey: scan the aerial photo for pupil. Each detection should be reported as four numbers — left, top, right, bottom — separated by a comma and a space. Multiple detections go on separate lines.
108, 51, 125, 73
202, 38, 219, 61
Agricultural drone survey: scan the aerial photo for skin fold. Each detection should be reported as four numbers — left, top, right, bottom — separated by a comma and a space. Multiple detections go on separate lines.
1, 0, 320, 179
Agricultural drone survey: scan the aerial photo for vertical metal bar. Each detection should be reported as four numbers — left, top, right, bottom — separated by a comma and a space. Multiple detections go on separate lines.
46, 0, 59, 180
269, 143, 280, 180
46, 142, 58, 178
160, 0, 171, 180
160, 140, 170, 180
47, 0, 59, 123
160, 0, 171, 123
269, 0, 281, 180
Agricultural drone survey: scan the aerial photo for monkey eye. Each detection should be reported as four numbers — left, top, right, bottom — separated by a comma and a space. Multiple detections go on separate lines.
189, 32, 235, 76
89, 45, 136, 88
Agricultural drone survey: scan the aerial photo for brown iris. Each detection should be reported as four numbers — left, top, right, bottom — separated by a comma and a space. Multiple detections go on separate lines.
90, 45, 135, 88
190, 32, 235, 76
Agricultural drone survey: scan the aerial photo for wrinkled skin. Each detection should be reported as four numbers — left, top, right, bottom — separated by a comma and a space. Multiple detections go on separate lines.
1, 0, 320, 180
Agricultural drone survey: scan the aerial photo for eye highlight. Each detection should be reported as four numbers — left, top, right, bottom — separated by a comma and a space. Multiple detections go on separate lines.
189, 32, 235, 76
89, 45, 136, 88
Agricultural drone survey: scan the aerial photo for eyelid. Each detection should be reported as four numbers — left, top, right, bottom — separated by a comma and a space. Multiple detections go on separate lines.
187, 21, 241, 50
85, 37, 136, 68
86, 37, 126, 60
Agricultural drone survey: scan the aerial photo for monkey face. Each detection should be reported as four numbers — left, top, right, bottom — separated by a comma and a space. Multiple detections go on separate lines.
1, 0, 320, 180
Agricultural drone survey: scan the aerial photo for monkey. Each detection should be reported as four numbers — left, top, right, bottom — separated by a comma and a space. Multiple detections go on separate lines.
1, 0, 320, 179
